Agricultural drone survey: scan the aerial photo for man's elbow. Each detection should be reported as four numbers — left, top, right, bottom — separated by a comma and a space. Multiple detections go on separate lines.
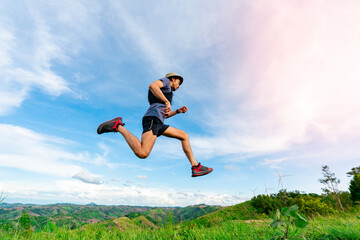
149, 82, 155, 90
149, 82, 160, 92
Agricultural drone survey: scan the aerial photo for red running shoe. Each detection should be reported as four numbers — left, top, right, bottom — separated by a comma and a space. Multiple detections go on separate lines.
97, 117, 125, 134
191, 163, 213, 177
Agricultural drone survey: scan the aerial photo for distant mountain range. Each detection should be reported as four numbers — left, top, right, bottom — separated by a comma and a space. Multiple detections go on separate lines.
0, 202, 222, 228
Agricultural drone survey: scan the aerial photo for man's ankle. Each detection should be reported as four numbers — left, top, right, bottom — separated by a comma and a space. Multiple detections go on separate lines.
117, 125, 124, 132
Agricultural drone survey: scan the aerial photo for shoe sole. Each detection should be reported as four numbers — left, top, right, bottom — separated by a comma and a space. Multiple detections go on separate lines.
97, 117, 124, 134
192, 168, 213, 177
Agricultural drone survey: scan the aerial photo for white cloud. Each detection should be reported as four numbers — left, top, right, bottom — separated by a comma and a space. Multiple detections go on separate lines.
0, 19, 69, 115
0, 124, 107, 177
261, 158, 287, 169
0, 0, 102, 115
89, 142, 118, 168
110, 178, 121, 183
73, 172, 103, 185
1, 179, 248, 206
136, 175, 148, 180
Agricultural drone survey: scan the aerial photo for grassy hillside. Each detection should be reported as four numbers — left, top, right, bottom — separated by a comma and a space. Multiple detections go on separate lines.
1, 191, 360, 239
1, 202, 359, 239
173, 204, 222, 223
183, 201, 262, 228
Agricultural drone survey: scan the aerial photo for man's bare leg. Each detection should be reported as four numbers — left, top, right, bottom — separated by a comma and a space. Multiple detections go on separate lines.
162, 127, 198, 166
117, 125, 157, 159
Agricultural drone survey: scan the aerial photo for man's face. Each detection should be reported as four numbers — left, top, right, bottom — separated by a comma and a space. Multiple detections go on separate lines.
171, 78, 181, 91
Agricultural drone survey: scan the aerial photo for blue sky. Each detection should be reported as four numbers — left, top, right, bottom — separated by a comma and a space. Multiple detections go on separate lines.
1, 0, 360, 206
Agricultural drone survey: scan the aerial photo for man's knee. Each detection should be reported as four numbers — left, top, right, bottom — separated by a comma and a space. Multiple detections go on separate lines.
180, 131, 189, 141
135, 150, 150, 159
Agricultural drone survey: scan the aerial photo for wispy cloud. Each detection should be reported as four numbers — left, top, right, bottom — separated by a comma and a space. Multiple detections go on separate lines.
0, 18, 69, 115
73, 172, 103, 185
109, 1, 172, 75
107, 1, 242, 81
0, 124, 86, 176
261, 158, 287, 169
189, 1, 360, 163
136, 175, 148, 180
0, 1, 102, 115
0, 124, 111, 177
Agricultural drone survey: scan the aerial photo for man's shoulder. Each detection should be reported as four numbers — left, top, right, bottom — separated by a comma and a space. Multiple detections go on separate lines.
159, 78, 171, 90
159, 77, 170, 83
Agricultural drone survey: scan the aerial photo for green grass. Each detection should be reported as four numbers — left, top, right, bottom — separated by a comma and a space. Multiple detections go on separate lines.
1, 212, 359, 240
306, 214, 360, 240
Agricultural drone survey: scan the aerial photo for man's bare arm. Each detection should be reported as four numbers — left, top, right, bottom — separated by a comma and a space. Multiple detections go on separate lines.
165, 110, 178, 118
165, 106, 188, 118
149, 80, 168, 103
149, 80, 171, 113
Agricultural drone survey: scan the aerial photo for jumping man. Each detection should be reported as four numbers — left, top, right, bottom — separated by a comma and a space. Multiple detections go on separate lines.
97, 73, 213, 177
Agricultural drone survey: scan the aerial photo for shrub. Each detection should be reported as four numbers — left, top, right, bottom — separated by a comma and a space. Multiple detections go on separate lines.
301, 198, 334, 216
250, 194, 282, 215
349, 174, 360, 203
250, 190, 339, 217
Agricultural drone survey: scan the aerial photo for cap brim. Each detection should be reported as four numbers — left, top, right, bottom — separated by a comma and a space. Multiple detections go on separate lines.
166, 73, 183, 85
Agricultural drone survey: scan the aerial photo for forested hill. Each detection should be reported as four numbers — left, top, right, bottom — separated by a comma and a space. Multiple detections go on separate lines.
0, 203, 222, 228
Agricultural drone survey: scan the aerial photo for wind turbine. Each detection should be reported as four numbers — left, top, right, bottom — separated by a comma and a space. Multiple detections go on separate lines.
250, 188, 257, 197
264, 182, 274, 195
276, 170, 292, 190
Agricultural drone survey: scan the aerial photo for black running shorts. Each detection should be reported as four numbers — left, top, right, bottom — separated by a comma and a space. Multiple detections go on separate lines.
142, 116, 169, 137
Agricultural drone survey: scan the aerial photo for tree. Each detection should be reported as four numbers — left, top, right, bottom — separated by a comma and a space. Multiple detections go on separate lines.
19, 211, 31, 231
319, 165, 344, 212
349, 174, 360, 203
0, 189, 6, 203
347, 166, 360, 177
